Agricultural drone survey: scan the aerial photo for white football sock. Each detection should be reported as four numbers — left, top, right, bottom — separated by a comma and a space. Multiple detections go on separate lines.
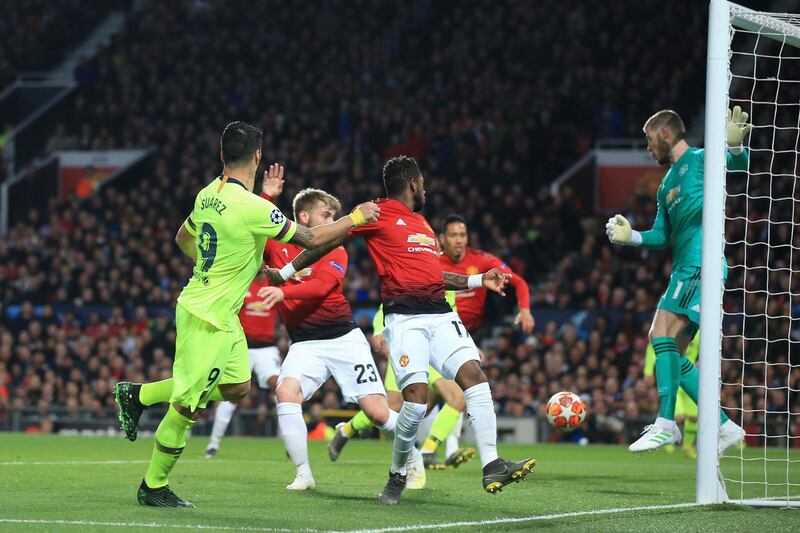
445, 413, 464, 457
208, 400, 237, 450
391, 402, 427, 475
655, 416, 676, 430
277, 402, 311, 477
464, 382, 499, 467
379, 409, 399, 432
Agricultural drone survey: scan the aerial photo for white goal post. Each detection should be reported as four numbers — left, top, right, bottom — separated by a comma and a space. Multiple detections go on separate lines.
699, 0, 800, 507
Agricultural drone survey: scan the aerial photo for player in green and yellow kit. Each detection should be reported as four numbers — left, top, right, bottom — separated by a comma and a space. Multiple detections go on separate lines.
607, 107, 750, 454
327, 291, 476, 480
644, 334, 699, 458
113, 121, 380, 507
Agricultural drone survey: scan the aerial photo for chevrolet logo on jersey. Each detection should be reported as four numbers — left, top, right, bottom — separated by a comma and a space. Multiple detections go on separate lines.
407, 233, 436, 247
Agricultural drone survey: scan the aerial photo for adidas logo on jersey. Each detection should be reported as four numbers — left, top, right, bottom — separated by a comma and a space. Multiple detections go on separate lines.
396, 218, 407, 226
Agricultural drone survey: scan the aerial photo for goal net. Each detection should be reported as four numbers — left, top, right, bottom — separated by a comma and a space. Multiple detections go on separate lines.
700, 0, 800, 508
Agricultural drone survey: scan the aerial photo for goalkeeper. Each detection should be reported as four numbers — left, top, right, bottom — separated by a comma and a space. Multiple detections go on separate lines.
607, 107, 749, 454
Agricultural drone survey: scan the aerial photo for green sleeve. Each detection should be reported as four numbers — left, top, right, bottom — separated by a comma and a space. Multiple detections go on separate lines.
640, 189, 670, 249
644, 343, 655, 377
247, 197, 297, 242
445, 290, 457, 312
372, 305, 384, 335
726, 148, 749, 172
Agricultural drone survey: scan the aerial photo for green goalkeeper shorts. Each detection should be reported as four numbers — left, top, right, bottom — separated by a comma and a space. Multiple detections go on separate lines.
171, 304, 251, 411
384, 362, 442, 392
658, 264, 728, 330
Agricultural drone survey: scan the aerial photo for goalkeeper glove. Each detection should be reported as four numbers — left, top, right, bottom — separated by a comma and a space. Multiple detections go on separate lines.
606, 214, 642, 246
726, 105, 753, 147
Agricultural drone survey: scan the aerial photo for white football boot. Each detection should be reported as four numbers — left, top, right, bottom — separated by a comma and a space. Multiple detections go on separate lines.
405, 447, 427, 490
286, 472, 316, 491
629, 421, 682, 454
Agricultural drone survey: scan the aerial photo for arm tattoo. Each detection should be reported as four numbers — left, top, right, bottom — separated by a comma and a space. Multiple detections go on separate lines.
442, 271, 469, 290
288, 225, 315, 248
291, 243, 337, 271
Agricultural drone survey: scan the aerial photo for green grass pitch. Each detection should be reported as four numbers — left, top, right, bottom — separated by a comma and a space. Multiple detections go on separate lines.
0, 433, 797, 532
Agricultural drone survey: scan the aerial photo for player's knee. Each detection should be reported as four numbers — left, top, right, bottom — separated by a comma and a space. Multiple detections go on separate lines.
360, 397, 389, 426
402, 382, 429, 405
220, 381, 250, 402
173, 403, 203, 421
454, 360, 487, 390
276, 378, 303, 404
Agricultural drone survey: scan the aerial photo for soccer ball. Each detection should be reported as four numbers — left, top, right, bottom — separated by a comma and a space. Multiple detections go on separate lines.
545, 391, 587, 432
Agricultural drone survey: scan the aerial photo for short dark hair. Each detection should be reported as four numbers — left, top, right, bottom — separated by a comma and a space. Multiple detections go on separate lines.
643, 110, 686, 140
220, 121, 263, 167
442, 213, 467, 234
382, 156, 421, 196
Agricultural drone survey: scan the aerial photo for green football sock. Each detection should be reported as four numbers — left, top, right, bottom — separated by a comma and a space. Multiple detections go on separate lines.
422, 403, 461, 454
678, 357, 730, 424
139, 378, 173, 406
653, 337, 680, 421
144, 405, 195, 489
683, 418, 698, 447
342, 410, 375, 438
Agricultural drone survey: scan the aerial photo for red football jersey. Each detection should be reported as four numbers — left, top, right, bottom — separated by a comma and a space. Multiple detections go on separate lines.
439, 247, 531, 332
264, 239, 356, 342
349, 198, 450, 315
238, 277, 278, 346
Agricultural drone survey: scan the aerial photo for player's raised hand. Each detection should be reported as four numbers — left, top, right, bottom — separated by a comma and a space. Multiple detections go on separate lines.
262, 163, 285, 198
262, 267, 286, 286
727, 106, 753, 147
257, 285, 285, 309
350, 201, 381, 226
482, 268, 512, 296
606, 214, 632, 245
515, 308, 535, 333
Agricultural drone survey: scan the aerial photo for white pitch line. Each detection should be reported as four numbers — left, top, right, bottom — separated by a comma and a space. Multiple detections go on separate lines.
0, 459, 385, 466
0, 503, 699, 532
328, 502, 700, 533
0, 519, 316, 532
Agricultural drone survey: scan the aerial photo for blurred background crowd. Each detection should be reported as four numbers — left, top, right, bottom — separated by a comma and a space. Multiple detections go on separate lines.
1, 0, 797, 446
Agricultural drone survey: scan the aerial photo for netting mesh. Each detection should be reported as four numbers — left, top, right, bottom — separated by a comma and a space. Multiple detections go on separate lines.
720, 5, 800, 505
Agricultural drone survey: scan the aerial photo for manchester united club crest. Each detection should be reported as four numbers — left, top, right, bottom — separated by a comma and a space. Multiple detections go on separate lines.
399, 355, 409, 368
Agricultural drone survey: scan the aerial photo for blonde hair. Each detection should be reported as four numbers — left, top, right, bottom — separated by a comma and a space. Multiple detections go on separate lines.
292, 188, 342, 220
643, 109, 686, 140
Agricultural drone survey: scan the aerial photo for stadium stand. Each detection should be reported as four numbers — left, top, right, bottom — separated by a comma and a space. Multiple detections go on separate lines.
2, 0, 797, 446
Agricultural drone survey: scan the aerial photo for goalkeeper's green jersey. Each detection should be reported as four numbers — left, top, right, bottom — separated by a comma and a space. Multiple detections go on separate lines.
177, 176, 297, 331
641, 147, 748, 268
644, 333, 700, 377
372, 290, 457, 335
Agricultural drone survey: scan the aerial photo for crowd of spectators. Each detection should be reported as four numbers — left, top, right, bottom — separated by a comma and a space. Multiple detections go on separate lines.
2, 0, 798, 445
0, 0, 116, 89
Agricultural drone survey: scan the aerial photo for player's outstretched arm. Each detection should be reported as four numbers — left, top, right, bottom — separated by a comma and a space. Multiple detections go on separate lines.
175, 218, 197, 260
443, 268, 511, 296
726, 105, 752, 170
289, 201, 379, 250
265, 238, 346, 286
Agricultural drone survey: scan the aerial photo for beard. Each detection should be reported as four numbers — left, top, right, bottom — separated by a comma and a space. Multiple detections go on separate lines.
656, 137, 672, 167
412, 191, 424, 212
